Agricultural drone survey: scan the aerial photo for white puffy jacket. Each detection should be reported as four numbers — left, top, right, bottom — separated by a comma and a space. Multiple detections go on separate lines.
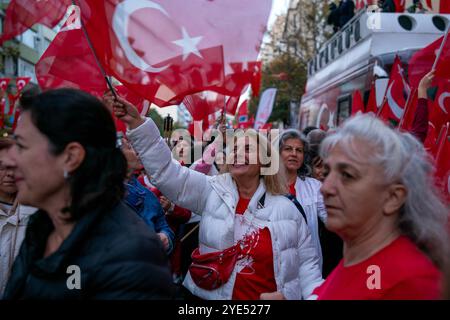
294, 177, 327, 272
128, 119, 323, 300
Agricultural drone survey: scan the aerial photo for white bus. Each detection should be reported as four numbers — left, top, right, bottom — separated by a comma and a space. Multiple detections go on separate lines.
298, 10, 450, 130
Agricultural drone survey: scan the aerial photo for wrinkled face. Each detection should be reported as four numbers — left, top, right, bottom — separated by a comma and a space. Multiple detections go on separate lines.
228, 136, 261, 180
6, 112, 66, 207
320, 142, 390, 239
280, 138, 304, 173
0, 148, 17, 198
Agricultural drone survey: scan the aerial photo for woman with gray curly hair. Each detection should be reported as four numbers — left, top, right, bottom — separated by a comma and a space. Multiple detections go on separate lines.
312, 114, 448, 299
278, 129, 328, 273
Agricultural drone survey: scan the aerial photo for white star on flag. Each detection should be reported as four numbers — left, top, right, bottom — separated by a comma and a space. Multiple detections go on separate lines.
172, 27, 203, 61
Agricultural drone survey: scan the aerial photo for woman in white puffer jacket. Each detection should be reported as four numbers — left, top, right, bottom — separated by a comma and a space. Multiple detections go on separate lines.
108, 94, 323, 300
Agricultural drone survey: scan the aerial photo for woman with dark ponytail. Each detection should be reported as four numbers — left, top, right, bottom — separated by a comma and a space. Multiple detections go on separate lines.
2, 88, 174, 300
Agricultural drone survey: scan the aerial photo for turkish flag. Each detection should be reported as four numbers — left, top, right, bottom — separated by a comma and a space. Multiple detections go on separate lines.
441, 0, 450, 13
0, 78, 10, 92
0, 0, 70, 44
351, 90, 364, 116
35, 10, 107, 97
220, 61, 262, 98
182, 90, 240, 125
424, 122, 438, 155
237, 100, 249, 124
225, 96, 240, 116
378, 56, 410, 126
429, 80, 450, 133
399, 88, 418, 133
434, 122, 450, 202
7, 93, 17, 116
0, 98, 6, 129
15, 77, 31, 94
366, 82, 378, 114
251, 62, 262, 98
394, 0, 406, 12
409, 35, 450, 88
355, 0, 366, 10
77, 0, 271, 107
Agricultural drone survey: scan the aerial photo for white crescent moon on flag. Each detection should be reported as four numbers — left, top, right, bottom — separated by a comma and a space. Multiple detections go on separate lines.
438, 92, 450, 115
112, 0, 171, 73
386, 81, 404, 120
17, 80, 26, 90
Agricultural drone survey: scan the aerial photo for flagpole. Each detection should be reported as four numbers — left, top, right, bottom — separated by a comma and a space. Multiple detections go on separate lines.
72, 0, 118, 99
432, 24, 450, 71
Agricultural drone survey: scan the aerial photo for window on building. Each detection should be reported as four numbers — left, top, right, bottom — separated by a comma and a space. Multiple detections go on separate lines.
21, 29, 38, 49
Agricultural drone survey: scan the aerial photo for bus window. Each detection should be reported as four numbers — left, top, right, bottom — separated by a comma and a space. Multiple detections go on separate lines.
337, 95, 351, 126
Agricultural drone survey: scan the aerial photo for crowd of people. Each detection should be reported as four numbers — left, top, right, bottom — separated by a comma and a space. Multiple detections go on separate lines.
0, 62, 448, 300
327, 0, 428, 33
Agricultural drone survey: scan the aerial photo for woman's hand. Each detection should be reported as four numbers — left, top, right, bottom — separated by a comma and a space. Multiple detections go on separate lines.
159, 196, 172, 212
260, 291, 286, 300
104, 91, 144, 129
157, 232, 169, 251
418, 70, 435, 99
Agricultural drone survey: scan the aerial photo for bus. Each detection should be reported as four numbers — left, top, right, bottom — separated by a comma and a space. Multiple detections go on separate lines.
298, 9, 450, 131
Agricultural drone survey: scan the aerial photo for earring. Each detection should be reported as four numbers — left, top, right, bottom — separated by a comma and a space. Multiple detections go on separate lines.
63, 170, 69, 179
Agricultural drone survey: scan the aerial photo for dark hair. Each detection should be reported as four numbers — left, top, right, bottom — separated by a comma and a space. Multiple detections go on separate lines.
302, 126, 318, 137
19, 88, 127, 220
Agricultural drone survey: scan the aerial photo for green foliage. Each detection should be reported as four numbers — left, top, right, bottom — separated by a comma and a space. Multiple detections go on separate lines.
147, 108, 164, 135
250, 54, 307, 125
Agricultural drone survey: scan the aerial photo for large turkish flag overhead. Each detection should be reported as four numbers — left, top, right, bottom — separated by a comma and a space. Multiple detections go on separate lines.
76, 0, 271, 107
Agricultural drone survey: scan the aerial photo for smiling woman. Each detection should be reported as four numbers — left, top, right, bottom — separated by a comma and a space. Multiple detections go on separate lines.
312, 114, 449, 300
2, 88, 174, 300
109, 93, 324, 300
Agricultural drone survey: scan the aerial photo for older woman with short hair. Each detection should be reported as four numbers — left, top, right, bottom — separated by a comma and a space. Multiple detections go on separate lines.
313, 114, 448, 299
108, 93, 323, 300
278, 130, 328, 273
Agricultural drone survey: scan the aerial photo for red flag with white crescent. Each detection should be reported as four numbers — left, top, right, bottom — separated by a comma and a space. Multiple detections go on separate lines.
399, 88, 418, 133
365, 82, 378, 114
35, 8, 107, 97
378, 56, 410, 126
434, 122, 450, 202
0, 78, 10, 92
15, 77, 31, 94
424, 122, 438, 155
77, 0, 271, 107
429, 80, 450, 133
351, 90, 365, 116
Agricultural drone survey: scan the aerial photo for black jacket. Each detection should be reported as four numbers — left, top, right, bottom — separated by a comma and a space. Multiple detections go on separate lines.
338, 0, 356, 28
3, 201, 175, 300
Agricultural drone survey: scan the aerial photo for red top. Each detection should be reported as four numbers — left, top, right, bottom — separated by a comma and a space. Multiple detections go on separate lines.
232, 197, 277, 300
289, 182, 296, 197
313, 236, 442, 300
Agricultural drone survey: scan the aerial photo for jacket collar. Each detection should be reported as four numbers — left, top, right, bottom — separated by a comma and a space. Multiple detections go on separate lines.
210, 173, 267, 215
25, 202, 118, 275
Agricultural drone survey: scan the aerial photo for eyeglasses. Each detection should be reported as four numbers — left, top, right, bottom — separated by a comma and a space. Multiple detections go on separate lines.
281, 146, 304, 154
